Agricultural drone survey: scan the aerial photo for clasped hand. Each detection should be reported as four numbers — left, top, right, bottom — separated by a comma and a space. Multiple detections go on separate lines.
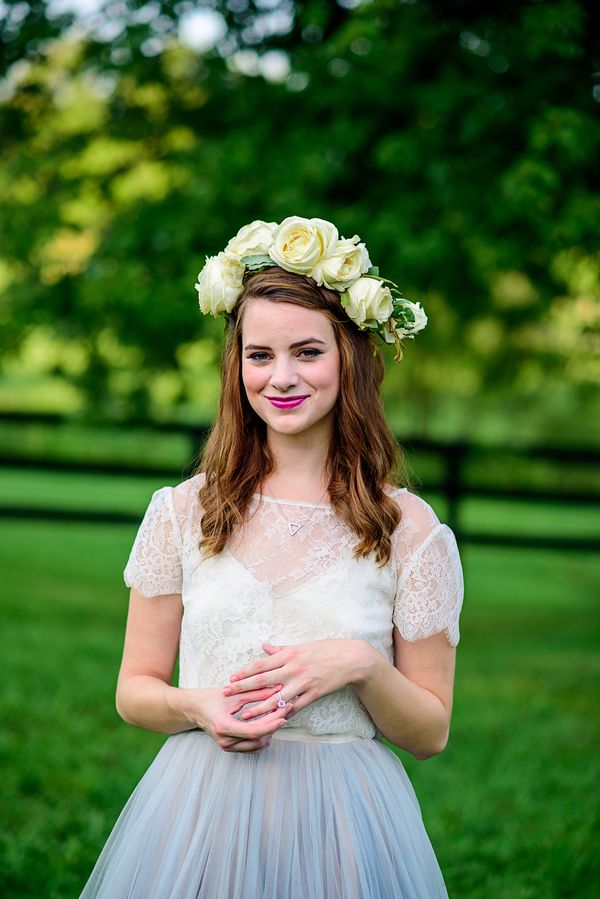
198, 639, 368, 755
223, 638, 368, 727
192, 685, 288, 755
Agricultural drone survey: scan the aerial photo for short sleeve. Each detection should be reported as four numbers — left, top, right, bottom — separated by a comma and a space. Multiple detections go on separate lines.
123, 487, 183, 597
391, 494, 464, 646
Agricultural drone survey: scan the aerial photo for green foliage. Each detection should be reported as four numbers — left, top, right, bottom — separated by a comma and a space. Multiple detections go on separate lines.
240, 253, 278, 271
0, 0, 598, 433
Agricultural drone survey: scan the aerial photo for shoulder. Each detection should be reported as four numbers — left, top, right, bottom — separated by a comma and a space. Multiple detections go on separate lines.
150, 472, 205, 533
384, 484, 449, 562
385, 484, 441, 533
171, 471, 205, 501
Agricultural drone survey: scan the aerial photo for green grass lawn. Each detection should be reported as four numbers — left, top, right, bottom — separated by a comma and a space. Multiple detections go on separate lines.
0, 511, 598, 898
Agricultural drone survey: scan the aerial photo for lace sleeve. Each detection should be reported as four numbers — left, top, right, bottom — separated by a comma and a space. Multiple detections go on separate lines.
392, 522, 464, 647
123, 487, 183, 596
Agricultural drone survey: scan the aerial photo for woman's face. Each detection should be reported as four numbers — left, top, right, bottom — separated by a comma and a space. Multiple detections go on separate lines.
241, 298, 340, 441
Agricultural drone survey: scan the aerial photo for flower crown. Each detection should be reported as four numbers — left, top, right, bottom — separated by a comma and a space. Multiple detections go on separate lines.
194, 216, 427, 361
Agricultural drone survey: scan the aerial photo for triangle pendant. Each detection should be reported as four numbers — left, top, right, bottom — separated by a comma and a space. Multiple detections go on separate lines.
288, 522, 302, 536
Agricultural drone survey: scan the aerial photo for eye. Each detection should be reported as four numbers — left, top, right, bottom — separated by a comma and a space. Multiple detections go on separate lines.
247, 352, 271, 362
298, 348, 322, 358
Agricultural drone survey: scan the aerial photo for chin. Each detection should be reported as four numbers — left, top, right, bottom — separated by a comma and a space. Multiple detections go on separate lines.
269, 418, 310, 435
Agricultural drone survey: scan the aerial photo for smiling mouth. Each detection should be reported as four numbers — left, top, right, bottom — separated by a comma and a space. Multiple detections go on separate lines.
266, 396, 309, 409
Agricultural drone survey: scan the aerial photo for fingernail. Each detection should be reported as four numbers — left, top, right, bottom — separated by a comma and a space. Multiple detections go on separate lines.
223, 687, 232, 695
229, 675, 238, 682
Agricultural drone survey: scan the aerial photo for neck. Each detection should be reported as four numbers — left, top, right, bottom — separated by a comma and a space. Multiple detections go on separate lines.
264, 420, 332, 501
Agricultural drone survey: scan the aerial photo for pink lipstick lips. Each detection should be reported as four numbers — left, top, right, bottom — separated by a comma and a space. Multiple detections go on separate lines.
266, 396, 308, 409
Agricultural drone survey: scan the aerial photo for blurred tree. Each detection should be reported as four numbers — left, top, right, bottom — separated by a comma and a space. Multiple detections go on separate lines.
0, 0, 598, 437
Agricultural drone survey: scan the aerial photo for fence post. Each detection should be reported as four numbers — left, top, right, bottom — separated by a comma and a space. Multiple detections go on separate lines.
444, 443, 465, 542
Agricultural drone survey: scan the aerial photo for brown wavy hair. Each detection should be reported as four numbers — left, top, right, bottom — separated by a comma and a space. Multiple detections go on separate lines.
196, 266, 408, 565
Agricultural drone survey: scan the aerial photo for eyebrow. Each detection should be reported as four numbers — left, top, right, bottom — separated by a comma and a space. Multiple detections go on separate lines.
243, 338, 328, 351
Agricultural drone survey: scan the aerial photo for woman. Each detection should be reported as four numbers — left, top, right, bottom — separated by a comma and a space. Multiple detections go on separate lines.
80, 216, 464, 898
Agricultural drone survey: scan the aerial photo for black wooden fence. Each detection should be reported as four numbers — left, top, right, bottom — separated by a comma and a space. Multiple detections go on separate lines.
1, 412, 599, 552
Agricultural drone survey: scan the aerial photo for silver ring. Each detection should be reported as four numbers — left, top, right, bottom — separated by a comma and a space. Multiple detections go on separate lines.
275, 691, 286, 709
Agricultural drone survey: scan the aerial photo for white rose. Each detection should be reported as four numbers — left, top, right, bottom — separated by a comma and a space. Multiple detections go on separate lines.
224, 220, 278, 263
195, 252, 244, 316
395, 300, 428, 338
344, 277, 393, 327
382, 302, 428, 345
405, 300, 428, 333
312, 235, 371, 290
268, 216, 338, 273
309, 217, 339, 256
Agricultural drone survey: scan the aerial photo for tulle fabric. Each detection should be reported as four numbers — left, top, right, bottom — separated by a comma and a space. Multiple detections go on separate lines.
80, 731, 448, 899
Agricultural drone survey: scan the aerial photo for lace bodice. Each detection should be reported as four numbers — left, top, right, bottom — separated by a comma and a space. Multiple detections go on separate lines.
124, 474, 464, 739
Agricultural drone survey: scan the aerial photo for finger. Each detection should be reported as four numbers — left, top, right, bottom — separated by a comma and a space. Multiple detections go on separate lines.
238, 679, 304, 719
231, 695, 286, 718
227, 686, 283, 713
278, 692, 312, 716
228, 654, 286, 683
221, 737, 273, 753
224, 672, 287, 695
239, 697, 294, 720
218, 731, 271, 750
262, 643, 287, 654
221, 711, 288, 740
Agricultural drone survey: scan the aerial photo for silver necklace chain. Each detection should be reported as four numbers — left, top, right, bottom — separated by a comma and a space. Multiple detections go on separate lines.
266, 487, 329, 536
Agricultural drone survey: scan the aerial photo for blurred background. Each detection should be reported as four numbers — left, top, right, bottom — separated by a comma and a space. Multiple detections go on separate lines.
0, 1, 598, 897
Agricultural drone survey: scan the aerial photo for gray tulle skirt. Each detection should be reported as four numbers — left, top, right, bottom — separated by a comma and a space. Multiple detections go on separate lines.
79, 729, 448, 899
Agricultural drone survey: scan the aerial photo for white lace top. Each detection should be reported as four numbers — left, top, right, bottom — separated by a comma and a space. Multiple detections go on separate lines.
124, 473, 464, 739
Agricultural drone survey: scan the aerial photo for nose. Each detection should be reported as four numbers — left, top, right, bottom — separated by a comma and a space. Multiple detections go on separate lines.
269, 354, 300, 393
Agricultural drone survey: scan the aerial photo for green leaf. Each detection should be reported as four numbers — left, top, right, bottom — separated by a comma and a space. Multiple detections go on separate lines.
241, 254, 276, 270
367, 265, 380, 276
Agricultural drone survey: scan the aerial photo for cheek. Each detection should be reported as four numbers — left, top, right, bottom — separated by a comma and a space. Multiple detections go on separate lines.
319, 354, 340, 397
241, 363, 264, 397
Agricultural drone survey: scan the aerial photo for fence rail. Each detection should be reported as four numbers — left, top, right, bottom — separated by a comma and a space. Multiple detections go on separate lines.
1, 412, 599, 552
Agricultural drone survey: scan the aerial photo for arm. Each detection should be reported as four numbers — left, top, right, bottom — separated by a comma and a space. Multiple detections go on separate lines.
353, 629, 456, 759
361, 508, 462, 757
115, 587, 288, 751
115, 587, 193, 733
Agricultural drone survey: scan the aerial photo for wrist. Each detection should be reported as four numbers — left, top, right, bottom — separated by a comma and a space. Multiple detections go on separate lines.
166, 685, 195, 724
351, 641, 381, 688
